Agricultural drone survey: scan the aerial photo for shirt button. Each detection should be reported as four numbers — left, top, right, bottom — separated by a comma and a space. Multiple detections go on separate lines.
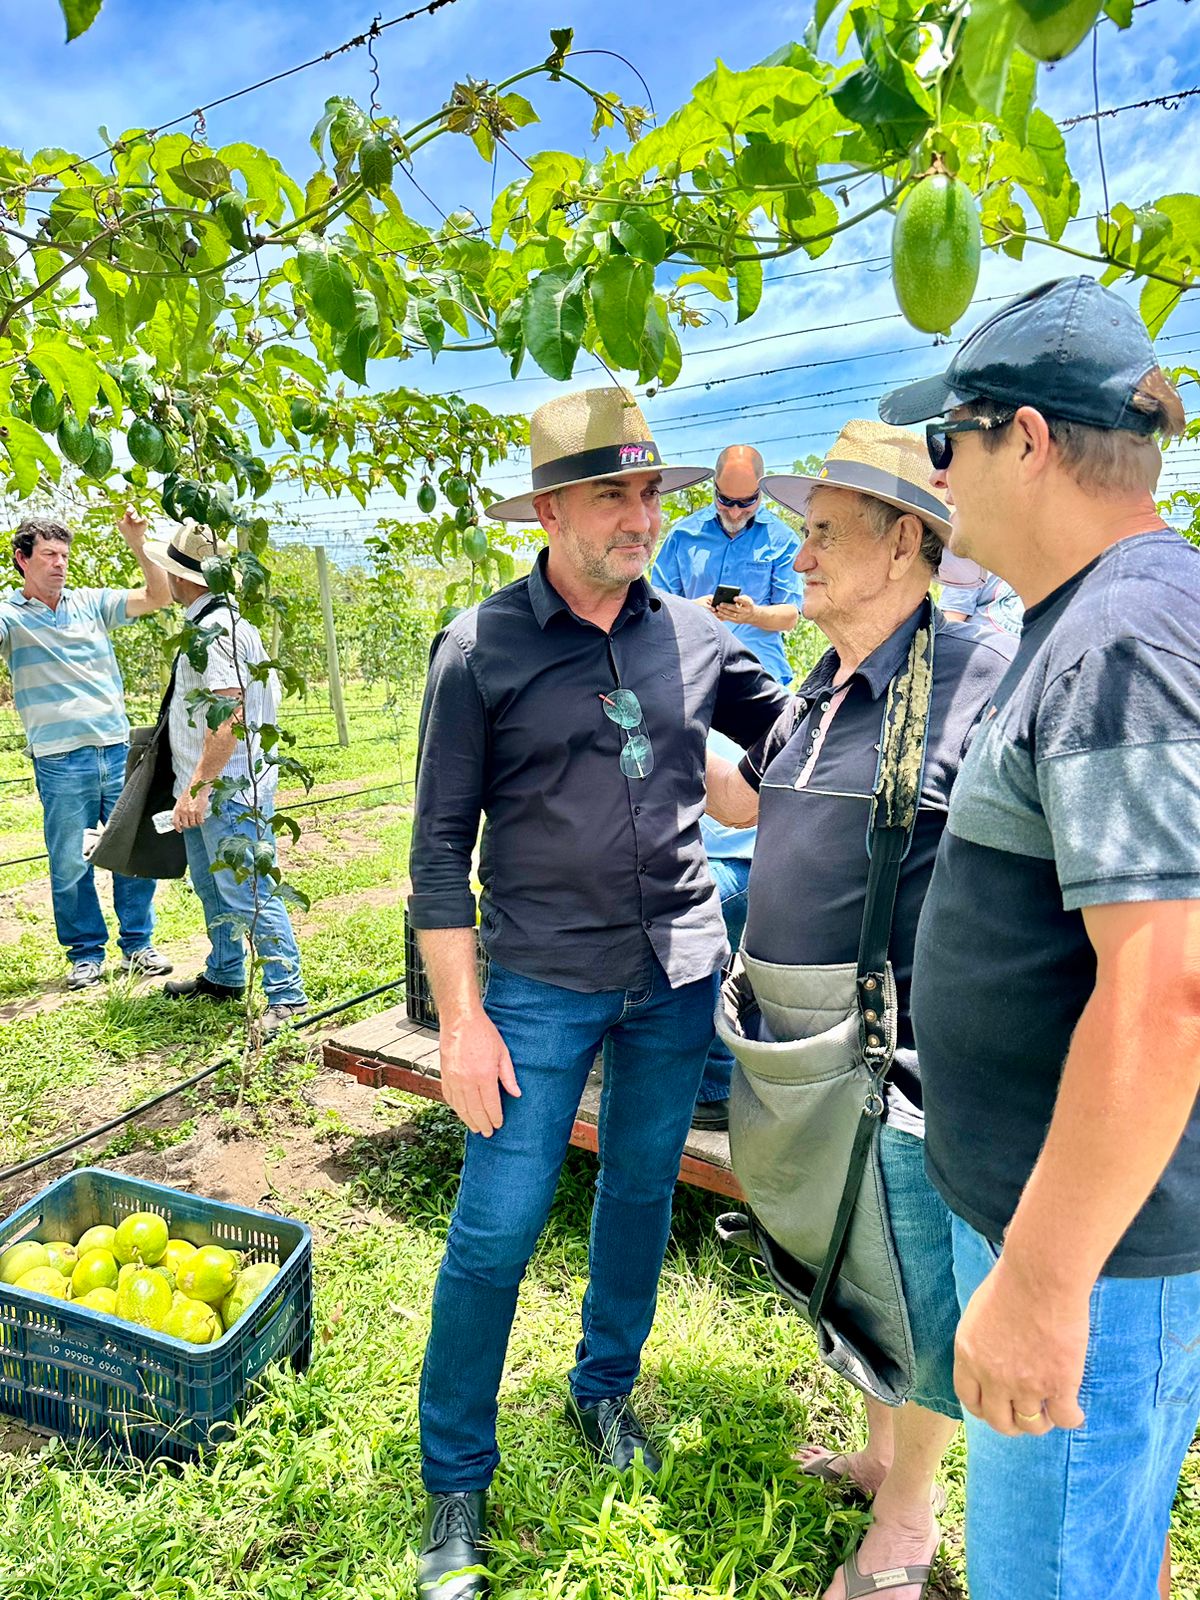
643, 919, 652, 930
638, 864, 647, 874
633, 806, 642, 816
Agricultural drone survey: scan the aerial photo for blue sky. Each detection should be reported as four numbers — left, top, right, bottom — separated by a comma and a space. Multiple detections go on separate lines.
2, 0, 1198, 548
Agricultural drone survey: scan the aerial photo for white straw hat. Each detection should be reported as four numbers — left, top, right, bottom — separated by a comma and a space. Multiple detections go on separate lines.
142, 519, 230, 584
762, 420, 952, 539
487, 387, 712, 523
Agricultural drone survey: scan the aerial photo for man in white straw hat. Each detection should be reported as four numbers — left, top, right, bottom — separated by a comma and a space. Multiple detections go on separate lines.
409, 386, 791, 1595
0, 505, 173, 990
705, 420, 1015, 1600
142, 521, 308, 1036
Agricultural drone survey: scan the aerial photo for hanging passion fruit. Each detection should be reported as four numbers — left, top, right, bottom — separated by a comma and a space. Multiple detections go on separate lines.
1014, 0, 1105, 63
417, 481, 437, 515
56, 414, 96, 467
891, 171, 981, 336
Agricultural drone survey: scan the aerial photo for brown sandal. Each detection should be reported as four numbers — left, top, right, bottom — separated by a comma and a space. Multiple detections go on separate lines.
837, 1548, 937, 1597
794, 1447, 948, 1515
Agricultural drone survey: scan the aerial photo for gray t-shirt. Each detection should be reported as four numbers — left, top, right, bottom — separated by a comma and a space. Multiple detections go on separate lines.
913, 530, 1200, 1276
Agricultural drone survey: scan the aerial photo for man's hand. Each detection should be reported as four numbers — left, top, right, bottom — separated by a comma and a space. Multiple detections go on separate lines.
118, 504, 149, 547
439, 1010, 520, 1136
173, 781, 211, 832
694, 594, 717, 612
715, 592, 759, 626
954, 1252, 1089, 1437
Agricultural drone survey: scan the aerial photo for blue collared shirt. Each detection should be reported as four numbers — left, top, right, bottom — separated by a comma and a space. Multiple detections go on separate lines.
0, 586, 130, 756
651, 504, 804, 684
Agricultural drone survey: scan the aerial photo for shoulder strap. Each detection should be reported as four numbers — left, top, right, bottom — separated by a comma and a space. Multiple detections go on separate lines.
154, 595, 227, 730
808, 606, 936, 1328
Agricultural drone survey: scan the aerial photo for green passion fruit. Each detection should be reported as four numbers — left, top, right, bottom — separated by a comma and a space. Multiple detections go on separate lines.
1015, 0, 1105, 62
891, 173, 981, 336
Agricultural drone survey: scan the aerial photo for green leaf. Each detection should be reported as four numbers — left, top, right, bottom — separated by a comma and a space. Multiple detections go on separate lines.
676, 268, 733, 303
167, 153, 232, 203
657, 321, 683, 390
1102, 0, 1133, 23
637, 295, 669, 385
959, 0, 1023, 118
499, 93, 539, 128
336, 291, 381, 385
414, 297, 445, 357
28, 336, 104, 424
1, 414, 61, 495
734, 139, 796, 189
814, 0, 844, 41
263, 346, 327, 390
734, 258, 763, 324
589, 257, 653, 371
521, 267, 585, 381
296, 240, 357, 332
59, 0, 103, 41
1140, 276, 1186, 337
614, 209, 667, 264
999, 47, 1038, 144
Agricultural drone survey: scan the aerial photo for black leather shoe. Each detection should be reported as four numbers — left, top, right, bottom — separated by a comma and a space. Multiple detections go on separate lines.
690, 1098, 730, 1132
417, 1491, 488, 1597
566, 1393, 662, 1473
163, 973, 246, 1002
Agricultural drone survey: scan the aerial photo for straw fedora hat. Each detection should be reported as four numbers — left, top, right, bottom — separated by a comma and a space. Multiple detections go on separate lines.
142, 519, 230, 585
486, 387, 712, 523
761, 419, 952, 539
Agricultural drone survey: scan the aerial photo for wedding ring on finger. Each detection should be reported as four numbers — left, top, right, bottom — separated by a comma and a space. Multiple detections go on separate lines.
1014, 1406, 1045, 1424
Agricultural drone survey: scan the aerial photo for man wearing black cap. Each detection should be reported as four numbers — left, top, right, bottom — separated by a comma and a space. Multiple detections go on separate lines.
880, 276, 1197, 1599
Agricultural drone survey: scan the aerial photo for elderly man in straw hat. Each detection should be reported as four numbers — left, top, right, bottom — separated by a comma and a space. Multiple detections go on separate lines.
706, 421, 1014, 1600
408, 387, 791, 1595
141, 521, 308, 1035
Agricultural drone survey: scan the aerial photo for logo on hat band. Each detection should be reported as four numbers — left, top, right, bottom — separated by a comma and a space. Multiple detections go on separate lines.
531, 440, 661, 493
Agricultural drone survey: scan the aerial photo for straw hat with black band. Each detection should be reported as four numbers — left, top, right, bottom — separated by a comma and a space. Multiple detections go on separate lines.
761, 420, 952, 541
141, 520, 230, 585
487, 387, 712, 524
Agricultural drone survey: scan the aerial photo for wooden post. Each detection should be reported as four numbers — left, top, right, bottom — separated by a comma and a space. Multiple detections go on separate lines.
314, 544, 350, 748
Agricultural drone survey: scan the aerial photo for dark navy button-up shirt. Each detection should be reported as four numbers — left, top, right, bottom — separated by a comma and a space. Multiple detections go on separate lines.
409, 549, 791, 992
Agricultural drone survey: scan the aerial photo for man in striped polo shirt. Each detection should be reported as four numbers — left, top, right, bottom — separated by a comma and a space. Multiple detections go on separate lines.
0, 511, 173, 989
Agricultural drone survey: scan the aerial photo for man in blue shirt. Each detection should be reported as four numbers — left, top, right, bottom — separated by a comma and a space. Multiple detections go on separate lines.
651, 445, 803, 685
0, 511, 173, 990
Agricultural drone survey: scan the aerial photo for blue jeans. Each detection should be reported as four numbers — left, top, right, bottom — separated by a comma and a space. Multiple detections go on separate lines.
32, 743, 156, 964
877, 1125, 960, 1419
696, 856, 750, 1105
952, 1214, 1200, 1598
419, 953, 719, 1492
183, 794, 306, 1004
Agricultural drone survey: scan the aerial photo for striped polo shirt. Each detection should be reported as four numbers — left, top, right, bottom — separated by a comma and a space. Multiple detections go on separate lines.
0, 586, 131, 757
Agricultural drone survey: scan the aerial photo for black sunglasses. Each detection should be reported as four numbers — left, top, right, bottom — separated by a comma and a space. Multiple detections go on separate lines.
926, 413, 1016, 471
714, 488, 761, 509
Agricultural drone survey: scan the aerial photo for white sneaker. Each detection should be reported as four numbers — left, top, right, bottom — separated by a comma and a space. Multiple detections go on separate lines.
120, 946, 174, 977
67, 960, 106, 990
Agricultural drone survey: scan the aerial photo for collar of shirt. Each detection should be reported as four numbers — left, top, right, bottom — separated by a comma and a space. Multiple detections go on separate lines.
526, 546, 660, 632
796, 598, 931, 704
185, 593, 231, 621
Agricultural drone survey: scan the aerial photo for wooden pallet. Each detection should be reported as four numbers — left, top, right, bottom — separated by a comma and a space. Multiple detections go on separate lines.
323, 1003, 743, 1200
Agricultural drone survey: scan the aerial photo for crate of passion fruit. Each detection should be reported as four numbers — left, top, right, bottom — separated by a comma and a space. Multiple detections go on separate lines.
0, 1167, 312, 1461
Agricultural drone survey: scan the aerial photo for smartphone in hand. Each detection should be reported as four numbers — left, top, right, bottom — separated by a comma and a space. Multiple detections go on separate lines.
713, 584, 742, 606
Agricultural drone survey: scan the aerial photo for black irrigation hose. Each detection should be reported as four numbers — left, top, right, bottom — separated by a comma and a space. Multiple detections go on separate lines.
0, 977, 407, 1186
0, 781, 412, 876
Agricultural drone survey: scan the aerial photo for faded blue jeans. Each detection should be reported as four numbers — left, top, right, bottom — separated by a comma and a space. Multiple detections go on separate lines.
419, 951, 719, 1493
695, 855, 751, 1105
183, 793, 306, 1005
952, 1214, 1200, 1598
32, 742, 156, 964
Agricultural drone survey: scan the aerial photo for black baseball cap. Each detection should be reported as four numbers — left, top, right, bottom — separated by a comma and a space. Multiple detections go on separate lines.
879, 276, 1165, 434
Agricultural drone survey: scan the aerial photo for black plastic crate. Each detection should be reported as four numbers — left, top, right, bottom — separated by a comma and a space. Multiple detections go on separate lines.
403, 909, 488, 1029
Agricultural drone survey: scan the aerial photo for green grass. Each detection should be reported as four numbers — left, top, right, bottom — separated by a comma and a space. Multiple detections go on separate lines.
0, 681, 1197, 1599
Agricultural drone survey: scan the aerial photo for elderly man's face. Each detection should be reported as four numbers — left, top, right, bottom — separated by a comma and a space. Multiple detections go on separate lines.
537, 471, 664, 593
713, 455, 761, 534
795, 487, 896, 632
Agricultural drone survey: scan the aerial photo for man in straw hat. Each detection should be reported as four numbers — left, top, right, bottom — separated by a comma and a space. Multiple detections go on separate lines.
0, 505, 173, 989
408, 386, 791, 1594
705, 419, 1015, 1600
142, 521, 308, 1036
879, 276, 1196, 1599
